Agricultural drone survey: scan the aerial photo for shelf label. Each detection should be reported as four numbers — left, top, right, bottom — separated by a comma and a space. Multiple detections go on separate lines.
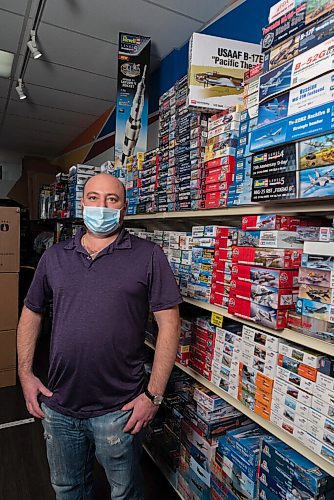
211, 312, 223, 328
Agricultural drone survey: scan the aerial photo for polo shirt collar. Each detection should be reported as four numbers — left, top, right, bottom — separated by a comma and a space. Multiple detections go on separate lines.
64, 226, 132, 252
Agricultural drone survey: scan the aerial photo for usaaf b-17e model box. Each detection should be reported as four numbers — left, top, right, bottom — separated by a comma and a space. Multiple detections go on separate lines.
187, 32, 262, 112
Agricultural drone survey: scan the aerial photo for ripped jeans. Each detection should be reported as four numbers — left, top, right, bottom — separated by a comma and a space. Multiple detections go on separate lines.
41, 403, 144, 500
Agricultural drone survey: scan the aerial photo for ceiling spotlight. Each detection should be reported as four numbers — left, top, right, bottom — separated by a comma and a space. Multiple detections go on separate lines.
27, 30, 42, 59
16, 78, 27, 100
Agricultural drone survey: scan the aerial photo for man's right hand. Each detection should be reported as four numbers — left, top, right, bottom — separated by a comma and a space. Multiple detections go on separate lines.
20, 373, 53, 419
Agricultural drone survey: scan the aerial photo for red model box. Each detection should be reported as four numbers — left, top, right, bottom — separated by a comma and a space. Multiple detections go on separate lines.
231, 264, 299, 289
215, 227, 238, 239
205, 195, 228, 209
241, 215, 330, 231
205, 182, 232, 194
205, 163, 235, 176
229, 279, 297, 310
205, 156, 235, 170
213, 261, 232, 274
232, 247, 302, 269
214, 248, 233, 261
214, 237, 234, 250
210, 291, 228, 308
205, 172, 235, 185
228, 295, 287, 330
211, 280, 230, 295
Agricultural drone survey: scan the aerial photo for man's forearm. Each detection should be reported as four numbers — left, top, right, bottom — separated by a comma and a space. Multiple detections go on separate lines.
17, 306, 43, 378
148, 307, 180, 395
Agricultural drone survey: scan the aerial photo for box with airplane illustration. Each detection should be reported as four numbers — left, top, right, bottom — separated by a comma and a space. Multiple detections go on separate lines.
261, 0, 334, 52
230, 278, 298, 309
296, 297, 334, 322
299, 132, 334, 169
228, 295, 288, 329
257, 72, 334, 129
298, 265, 334, 288
263, 12, 334, 73
251, 143, 297, 177
298, 165, 334, 200
237, 229, 302, 248
301, 252, 334, 271
232, 246, 302, 269
278, 352, 318, 381
299, 283, 334, 304
232, 264, 299, 288
251, 172, 297, 202
187, 32, 262, 112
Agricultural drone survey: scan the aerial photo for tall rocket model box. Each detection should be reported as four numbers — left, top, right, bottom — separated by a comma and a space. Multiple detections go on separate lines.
114, 33, 151, 171
187, 33, 263, 112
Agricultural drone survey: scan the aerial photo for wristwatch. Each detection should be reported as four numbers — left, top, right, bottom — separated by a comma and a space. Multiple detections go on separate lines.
144, 387, 164, 406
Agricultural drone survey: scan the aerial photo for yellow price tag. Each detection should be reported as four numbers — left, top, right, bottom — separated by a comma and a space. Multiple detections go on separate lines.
211, 312, 223, 328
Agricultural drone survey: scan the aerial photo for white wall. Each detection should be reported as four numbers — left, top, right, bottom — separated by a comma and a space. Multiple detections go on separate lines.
0, 150, 23, 198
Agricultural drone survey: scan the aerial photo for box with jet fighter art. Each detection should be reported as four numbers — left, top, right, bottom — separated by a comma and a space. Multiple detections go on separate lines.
261, 0, 334, 52
251, 172, 297, 202
263, 12, 334, 73
251, 143, 297, 177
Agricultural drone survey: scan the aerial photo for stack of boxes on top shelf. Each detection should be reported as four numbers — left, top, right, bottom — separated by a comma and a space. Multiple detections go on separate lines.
249, 0, 334, 203
228, 65, 262, 207
0, 207, 20, 388
258, 436, 334, 500
68, 164, 100, 219
229, 214, 308, 330
157, 84, 174, 212
137, 148, 159, 214
125, 153, 143, 216
203, 109, 239, 209
290, 226, 334, 343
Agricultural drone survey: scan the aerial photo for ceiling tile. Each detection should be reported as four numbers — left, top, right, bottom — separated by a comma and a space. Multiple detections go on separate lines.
0, 0, 39, 16
42, 0, 202, 58
24, 58, 117, 100
6, 100, 97, 129
0, 10, 24, 53
143, 0, 232, 23
10, 83, 109, 116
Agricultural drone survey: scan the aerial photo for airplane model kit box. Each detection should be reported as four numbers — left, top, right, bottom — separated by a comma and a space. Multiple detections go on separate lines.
251, 143, 298, 177
251, 172, 297, 202
299, 132, 334, 170
187, 32, 262, 112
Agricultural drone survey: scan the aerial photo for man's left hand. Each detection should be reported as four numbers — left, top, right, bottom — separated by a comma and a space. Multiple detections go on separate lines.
121, 393, 159, 434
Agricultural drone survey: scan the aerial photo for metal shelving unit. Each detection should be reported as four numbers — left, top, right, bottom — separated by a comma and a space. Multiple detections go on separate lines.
144, 339, 334, 476
183, 297, 334, 356
126, 200, 334, 221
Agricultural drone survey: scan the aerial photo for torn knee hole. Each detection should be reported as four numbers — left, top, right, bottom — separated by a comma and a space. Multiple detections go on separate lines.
107, 435, 121, 446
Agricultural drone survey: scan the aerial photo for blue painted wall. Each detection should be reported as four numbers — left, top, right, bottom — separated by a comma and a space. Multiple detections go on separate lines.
148, 0, 278, 114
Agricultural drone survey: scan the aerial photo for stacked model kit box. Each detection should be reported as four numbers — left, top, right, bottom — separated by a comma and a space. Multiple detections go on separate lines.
68, 164, 100, 218
187, 32, 262, 112
251, 143, 298, 177
259, 436, 334, 499
138, 148, 159, 213
232, 246, 302, 268
237, 229, 303, 249
188, 317, 217, 380
210, 226, 237, 307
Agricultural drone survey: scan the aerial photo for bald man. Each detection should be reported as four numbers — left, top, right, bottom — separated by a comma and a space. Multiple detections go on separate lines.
17, 173, 182, 500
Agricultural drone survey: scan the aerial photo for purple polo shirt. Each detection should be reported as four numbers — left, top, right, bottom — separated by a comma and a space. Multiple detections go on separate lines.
24, 227, 182, 418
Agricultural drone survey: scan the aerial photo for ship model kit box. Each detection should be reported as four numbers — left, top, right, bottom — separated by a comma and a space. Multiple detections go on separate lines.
187, 32, 262, 112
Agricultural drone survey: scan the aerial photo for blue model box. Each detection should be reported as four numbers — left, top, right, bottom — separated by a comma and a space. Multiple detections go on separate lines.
298, 165, 334, 200
223, 423, 269, 466
250, 102, 334, 152
218, 440, 258, 481
261, 437, 334, 495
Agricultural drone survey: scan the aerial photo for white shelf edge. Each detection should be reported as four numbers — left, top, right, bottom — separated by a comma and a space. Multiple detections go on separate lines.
142, 443, 184, 500
144, 340, 334, 476
125, 201, 334, 221
183, 297, 334, 356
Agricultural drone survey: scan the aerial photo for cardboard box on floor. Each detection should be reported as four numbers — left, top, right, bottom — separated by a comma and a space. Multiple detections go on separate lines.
0, 273, 18, 331
0, 207, 20, 273
0, 329, 16, 388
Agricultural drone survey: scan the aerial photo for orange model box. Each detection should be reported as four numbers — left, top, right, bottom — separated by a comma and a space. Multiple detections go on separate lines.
255, 389, 273, 407
254, 400, 271, 420
278, 354, 318, 382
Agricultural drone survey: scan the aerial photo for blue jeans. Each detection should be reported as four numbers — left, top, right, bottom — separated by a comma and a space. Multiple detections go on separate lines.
41, 403, 144, 500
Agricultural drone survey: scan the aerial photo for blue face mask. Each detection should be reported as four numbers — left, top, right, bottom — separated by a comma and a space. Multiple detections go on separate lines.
83, 206, 122, 235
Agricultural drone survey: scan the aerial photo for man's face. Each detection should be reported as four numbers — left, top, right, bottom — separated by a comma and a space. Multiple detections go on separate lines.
82, 173, 127, 222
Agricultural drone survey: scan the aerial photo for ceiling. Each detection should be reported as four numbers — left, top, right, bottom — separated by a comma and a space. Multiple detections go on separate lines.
0, 0, 240, 158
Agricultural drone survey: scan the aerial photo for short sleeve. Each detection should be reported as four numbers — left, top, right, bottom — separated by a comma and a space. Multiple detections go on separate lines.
148, 244, 183, 312
24, 251, 53, 313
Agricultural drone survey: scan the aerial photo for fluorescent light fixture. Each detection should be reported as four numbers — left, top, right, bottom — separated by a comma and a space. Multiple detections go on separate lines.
0, 50, 14, 78
16, 79, 27, 100
27, 30, 42, 59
